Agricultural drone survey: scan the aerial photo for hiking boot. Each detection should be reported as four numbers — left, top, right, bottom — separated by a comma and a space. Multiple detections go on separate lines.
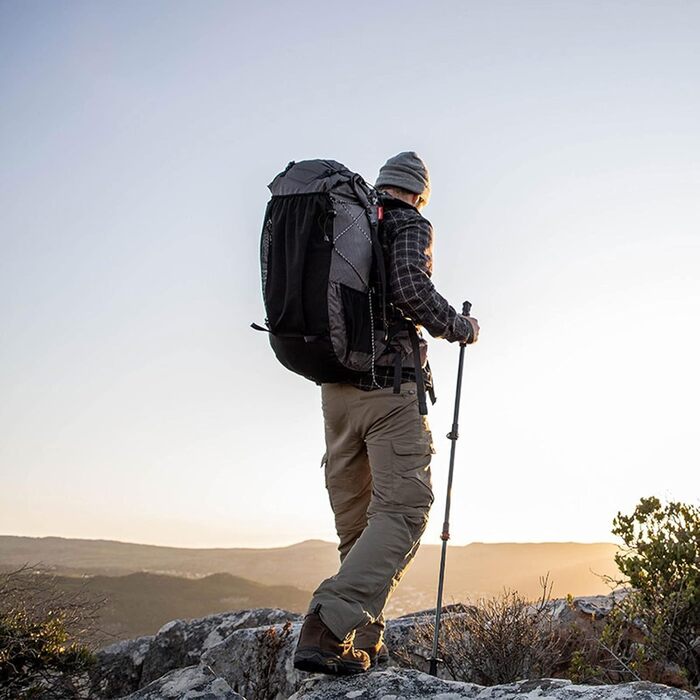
293, 611, 370, 675
353, 618, 388, 668
357, 641, 390, 668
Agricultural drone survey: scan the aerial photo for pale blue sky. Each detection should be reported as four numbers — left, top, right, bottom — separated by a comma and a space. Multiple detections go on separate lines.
1, 1, 698, 548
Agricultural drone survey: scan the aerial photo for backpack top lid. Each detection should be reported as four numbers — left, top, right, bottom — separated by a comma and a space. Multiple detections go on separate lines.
268, 159, 360, 197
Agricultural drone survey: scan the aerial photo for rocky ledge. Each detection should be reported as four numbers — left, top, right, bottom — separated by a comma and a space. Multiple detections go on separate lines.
74, 598, 695, 700
291, 672, 694, 700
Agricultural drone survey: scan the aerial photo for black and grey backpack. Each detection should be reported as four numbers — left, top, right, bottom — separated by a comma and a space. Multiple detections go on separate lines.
253, 159, 389, 384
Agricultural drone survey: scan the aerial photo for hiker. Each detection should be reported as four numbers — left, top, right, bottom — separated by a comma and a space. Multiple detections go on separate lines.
292, 152, 480, 675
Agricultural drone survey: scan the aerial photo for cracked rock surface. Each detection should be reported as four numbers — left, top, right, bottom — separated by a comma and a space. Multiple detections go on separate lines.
121, 664, 243, 699
289, 670, 696, 700
89, 608, 300, 698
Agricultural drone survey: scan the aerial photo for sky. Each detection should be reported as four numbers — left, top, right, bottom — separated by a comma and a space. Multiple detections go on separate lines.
1, 0, 698, 549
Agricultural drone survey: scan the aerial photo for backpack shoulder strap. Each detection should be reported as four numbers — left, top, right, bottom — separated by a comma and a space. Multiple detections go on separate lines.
351, 177, 389, 341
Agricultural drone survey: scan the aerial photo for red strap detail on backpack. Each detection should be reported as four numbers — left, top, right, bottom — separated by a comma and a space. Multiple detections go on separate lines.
377, 206, 384, 221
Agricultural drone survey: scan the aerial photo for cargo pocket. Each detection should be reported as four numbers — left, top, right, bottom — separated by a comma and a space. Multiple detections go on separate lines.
391, 439, 435, 509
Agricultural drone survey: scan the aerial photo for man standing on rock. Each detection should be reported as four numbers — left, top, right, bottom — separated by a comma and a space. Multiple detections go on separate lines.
293, 152, 480, 675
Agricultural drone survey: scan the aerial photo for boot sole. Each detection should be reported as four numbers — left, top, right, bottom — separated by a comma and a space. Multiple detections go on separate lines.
293, 648, 369, 675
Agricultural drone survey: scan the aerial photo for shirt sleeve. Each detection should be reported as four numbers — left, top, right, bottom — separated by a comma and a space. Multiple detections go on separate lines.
387, 212, 473, 343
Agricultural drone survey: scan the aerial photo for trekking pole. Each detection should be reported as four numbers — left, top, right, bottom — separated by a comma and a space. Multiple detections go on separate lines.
428, 300, 472, 677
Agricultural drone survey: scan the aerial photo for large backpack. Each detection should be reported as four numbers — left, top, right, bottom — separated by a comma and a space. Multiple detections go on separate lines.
253, 159, 389, 384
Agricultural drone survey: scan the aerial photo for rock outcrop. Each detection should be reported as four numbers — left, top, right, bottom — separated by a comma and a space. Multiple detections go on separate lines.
89, 634, 155, 698
139, 608, 301, 687
88, 608, 300, 698
202, 619, 303, 699
122, 665, 243, 699
545, 590, 630, 631
78, 597, 696, 700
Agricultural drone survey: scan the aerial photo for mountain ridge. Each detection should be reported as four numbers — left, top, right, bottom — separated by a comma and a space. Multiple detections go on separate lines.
0, 535, 621, 611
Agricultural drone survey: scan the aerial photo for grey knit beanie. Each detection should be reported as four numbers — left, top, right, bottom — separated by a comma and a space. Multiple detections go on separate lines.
375, 151, 431, 205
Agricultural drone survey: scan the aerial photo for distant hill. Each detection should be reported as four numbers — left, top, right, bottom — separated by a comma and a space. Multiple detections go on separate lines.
14, 570, 311, 645
0, 535, 338, 584
0, 536, 622, 620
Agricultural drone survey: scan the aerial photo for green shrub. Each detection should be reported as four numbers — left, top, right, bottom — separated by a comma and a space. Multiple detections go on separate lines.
564, 498, 699, 691
0, 565, 102, 699
607, 496, 699, 688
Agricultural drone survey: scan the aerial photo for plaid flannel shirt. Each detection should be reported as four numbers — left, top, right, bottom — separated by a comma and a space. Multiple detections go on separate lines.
349, 195, 472, 391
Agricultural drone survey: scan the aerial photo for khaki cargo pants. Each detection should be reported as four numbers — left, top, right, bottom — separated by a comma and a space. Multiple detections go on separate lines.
308, 381, 435, 646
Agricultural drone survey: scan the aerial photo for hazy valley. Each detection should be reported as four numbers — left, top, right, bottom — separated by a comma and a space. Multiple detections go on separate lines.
0, 536, 622, 643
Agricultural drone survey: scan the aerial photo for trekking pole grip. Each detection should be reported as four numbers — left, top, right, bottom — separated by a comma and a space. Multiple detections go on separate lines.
460, 301, 472, 347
